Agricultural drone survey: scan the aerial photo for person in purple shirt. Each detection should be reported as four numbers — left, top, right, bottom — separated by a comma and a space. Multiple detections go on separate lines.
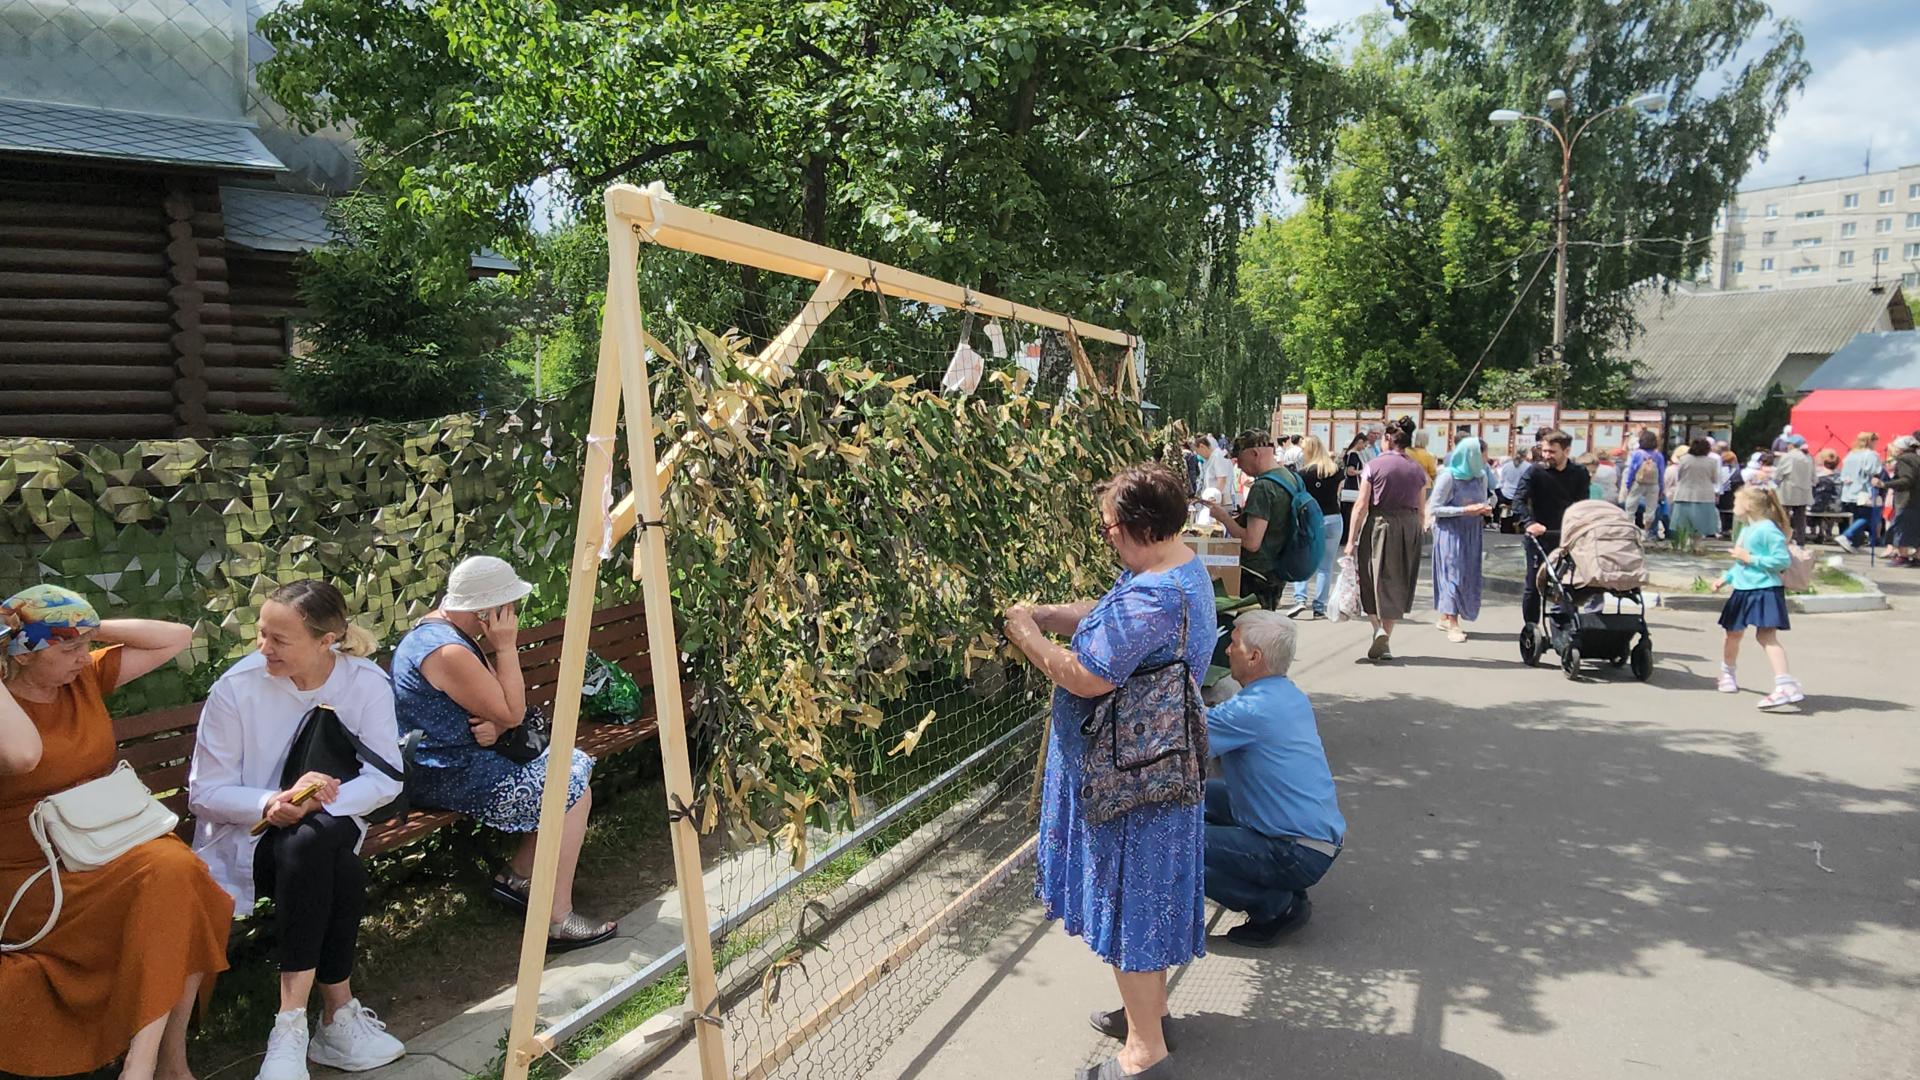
1204, 610, 1345, 947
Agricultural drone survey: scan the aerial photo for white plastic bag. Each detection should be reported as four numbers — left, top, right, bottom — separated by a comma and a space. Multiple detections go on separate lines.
1329, 554, 1364, 623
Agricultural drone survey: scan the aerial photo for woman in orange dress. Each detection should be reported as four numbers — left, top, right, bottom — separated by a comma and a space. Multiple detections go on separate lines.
0, 585, 233, 1079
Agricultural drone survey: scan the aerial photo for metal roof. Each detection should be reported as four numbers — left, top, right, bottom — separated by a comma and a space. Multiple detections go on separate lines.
0, 0, 248, 123
1799, 331, 1920, 391
220, 185, 331, 252
0, 97, 281, 170
1623, 283, 1900, 406
219, 184, 518, 271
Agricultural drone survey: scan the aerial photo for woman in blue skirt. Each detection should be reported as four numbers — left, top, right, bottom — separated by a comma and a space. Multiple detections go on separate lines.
1712, 487, 1803, 709
1005, 462, 1210, 1080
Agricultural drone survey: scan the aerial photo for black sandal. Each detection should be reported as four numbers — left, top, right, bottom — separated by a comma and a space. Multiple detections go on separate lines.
1089, 1009, 1180, 1051
1077, 1055, 1179, 1079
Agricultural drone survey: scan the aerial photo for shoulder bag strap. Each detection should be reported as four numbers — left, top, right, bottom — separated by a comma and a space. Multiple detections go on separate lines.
0, 807, 64, 953
321, 705, 406, 783
421, 616, 492, 673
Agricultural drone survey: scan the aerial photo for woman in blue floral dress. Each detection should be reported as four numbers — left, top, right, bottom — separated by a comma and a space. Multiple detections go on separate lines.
1005, 463, 1211, 1080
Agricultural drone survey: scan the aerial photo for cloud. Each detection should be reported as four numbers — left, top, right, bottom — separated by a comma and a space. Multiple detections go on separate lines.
1747, 33, 1920, 188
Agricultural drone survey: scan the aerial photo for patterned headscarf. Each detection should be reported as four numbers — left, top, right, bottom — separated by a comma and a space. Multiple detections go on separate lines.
1, 585, 101, 657
1447, 437, 1486, 482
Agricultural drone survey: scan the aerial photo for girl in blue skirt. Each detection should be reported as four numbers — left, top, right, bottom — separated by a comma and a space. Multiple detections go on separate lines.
1712, 487, 1803, 708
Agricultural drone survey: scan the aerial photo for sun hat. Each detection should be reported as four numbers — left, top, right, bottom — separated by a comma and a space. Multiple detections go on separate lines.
443, 555, 533, 612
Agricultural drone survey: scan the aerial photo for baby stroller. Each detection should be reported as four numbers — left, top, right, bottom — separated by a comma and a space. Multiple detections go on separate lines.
1520, 500, 1654, 681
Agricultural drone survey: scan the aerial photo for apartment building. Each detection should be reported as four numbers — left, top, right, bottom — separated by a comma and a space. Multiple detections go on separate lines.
1702, 163, 1920, 293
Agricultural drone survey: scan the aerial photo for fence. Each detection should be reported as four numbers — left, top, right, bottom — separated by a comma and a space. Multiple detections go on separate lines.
0, 386, 640, 713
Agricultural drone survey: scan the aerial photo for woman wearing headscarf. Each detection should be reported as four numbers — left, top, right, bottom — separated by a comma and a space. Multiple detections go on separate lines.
1426, 437, 1492, 643
0, 586, 231, 1080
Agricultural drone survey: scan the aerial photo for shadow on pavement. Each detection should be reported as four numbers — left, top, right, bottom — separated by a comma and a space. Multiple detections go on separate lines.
1298, 691, 1920, 1041
1162, 1015, 1506, 1078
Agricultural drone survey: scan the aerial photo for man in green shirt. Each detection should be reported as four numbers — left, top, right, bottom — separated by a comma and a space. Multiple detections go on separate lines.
1203, 430, 1296, 610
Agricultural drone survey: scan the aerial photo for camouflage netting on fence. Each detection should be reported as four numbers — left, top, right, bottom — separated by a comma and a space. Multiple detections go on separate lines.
0, 387, 640, 714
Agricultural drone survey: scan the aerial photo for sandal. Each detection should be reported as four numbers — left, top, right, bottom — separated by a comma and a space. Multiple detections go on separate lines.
547, 910, 618, 953
490, 871, 532, 913
1089, 1008, 1179, 1051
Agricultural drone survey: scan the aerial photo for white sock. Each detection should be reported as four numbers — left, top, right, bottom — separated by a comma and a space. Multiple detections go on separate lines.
1721, 663, 1736, 677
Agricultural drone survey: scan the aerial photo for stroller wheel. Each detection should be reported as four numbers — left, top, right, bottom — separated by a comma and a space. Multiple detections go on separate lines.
1519, 624, 1540, 666
1561, 645, 1581, 679
1630, 638, 1653, 682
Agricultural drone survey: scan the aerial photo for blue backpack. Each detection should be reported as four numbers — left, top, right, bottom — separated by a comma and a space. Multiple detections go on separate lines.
1256, 467, 1326, 581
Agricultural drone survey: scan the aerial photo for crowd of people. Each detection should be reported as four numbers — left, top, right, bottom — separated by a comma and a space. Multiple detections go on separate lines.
0, 556, 615, 1080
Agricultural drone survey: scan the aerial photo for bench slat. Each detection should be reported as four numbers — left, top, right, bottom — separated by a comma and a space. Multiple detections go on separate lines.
120, 730, 196, 771
578, 718, 659, 759
363, 809, 461, 857
114, 703, 203, 741
518, 624, 650, 673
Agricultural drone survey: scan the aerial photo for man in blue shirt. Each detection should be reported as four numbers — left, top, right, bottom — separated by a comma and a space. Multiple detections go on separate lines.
1206, 610, 1345, 946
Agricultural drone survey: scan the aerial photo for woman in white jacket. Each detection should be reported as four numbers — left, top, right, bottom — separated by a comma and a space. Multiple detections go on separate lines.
188, 581, 406, 1080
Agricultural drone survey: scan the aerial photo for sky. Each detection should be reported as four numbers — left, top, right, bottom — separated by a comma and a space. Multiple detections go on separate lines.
1295, 0, 1917, 193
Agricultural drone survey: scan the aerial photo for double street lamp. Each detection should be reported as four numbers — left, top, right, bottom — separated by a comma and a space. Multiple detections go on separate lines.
1489, 90, 1667, 371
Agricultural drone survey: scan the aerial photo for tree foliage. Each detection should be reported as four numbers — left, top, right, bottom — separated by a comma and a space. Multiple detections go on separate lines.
258, 0, 1343, 422
1240, 1, 1807, 407
285, 193, 518, 420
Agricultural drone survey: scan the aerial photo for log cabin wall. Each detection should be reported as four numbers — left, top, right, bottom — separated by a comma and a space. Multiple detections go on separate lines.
0, 159, 298, 439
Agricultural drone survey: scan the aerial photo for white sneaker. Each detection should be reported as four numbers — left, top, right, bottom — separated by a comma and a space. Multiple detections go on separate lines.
1834, 535, 1856, 553
308, 999, 406, 1072
258, 1010, 311, 1080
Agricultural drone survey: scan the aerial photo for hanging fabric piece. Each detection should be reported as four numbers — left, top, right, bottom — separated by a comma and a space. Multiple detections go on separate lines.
587, 434, 617, 560
941, 309, 984, 394
984, 320, 1008, 359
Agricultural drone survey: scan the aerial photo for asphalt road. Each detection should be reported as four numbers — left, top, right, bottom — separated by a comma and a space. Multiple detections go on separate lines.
863, 557, 1920, 1080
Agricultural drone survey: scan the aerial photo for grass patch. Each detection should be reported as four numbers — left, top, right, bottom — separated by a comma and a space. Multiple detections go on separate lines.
1688, 576, 1714, 594
1809, 565, 1866, 594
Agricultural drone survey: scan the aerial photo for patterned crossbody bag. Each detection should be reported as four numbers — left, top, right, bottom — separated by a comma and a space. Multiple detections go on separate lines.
1077, 592, 1208, 825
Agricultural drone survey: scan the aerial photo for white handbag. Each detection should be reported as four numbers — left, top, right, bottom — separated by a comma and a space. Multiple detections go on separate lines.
1, 760, 179, 952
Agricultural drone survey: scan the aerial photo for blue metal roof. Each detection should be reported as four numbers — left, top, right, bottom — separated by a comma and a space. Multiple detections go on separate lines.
1799, 331, 1920, 391
0, 97, 281, 171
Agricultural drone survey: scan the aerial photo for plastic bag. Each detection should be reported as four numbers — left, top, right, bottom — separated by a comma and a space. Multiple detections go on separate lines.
581, 651, 643, 723
1329, 554, 1364, 623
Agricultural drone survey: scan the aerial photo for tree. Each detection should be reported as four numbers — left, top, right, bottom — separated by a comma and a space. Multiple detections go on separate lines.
258, 0, 1344, 420
284, 193, 517, 420
1240, 2, 1806, 407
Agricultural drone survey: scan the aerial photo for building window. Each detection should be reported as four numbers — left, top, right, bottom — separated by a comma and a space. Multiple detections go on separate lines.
1905, 242, 1920, 259
1908, 213, 1920, 228
1760, 257, 1774, 270
1793, 209, 1825, 219
1906, 272, 1920, 288
1791, 237, 1822, 248
1761, 230, 1776, 244
1843, 193, 1860, 208
1910, 183, 1920, 199
1733, 260, 1745, 273
1878, 218, 1894, 233
1880, 189, 1895, 205
1765, 203, 1780, 219
1757, 285, 1773, 291
1841, 222, 1857, 238
1839, 250, 1854, 267
1789, 264, 1819, 277
1874, 247, 1890, 263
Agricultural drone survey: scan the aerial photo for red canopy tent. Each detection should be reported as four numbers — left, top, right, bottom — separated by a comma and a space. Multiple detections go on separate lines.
1791, 389, 1920, 458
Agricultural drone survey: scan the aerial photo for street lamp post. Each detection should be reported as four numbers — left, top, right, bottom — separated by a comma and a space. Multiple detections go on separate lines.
1489, 91, 1667, 375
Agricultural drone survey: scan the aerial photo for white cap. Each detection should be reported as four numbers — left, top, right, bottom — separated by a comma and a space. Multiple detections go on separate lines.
443, 555, 533, 612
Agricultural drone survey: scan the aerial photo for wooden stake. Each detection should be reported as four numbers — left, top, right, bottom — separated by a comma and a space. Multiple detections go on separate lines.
738, 836, 1039, 1080
501, 268, 627, 1080
605, 211, 730, 1079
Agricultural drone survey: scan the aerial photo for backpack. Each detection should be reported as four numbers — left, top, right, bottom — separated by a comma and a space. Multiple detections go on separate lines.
1634, 454, 1659, 488
1780, 540, 1815, 591
1255, 468, 1326, 581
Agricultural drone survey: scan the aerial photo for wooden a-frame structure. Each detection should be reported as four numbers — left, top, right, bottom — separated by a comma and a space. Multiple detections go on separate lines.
501, 182, 1137, 1080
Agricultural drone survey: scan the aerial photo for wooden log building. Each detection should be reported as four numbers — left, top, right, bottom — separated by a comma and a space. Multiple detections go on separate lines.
0, 0, 507, 440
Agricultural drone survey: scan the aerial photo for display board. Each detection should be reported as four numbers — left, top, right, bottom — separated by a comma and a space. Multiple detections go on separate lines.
1560, 408, 1592, 457
1514, 400, 1560, 450
1386, 392, 1424, 432
1333, 409, 1359, 456
1278, 393, 1309, 439
1422, 408, 1451, 453
1308, 410, 1332, 449
1591, 410, 1626, 457
1480, 410, 1513, 458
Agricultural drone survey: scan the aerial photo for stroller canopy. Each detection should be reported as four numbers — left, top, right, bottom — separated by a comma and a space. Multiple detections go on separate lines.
1552, 500, 1648, 592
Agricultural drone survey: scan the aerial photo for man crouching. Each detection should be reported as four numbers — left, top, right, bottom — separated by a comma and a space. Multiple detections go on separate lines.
1206, 610, 1346, 946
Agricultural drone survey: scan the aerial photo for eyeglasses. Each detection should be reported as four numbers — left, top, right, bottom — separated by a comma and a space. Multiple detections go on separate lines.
1098, 520, 1123, 539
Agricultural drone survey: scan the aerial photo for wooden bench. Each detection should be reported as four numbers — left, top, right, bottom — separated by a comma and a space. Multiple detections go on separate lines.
111, 601, 662, 857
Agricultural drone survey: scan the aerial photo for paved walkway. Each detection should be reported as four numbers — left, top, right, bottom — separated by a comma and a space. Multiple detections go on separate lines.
859, 567, 1920, 1079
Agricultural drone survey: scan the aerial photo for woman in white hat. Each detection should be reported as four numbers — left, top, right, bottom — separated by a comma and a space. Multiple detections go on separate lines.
390, 556, 614, 951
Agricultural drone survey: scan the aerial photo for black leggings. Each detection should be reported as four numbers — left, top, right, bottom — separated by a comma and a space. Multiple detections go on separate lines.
254, 812, 368, 983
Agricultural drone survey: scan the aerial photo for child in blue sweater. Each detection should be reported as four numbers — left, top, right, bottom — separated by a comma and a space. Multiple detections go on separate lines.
1712, 487, 1803, 708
